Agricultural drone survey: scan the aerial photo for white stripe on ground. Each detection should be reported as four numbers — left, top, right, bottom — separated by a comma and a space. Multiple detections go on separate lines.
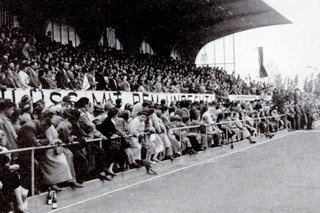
299, 130, 320, 133
49, 131, 298, 213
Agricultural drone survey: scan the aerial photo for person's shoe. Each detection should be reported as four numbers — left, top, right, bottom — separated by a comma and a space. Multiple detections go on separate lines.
145, 164, 158, 175
51, 185, 62, 192
188, 150, 198, 155
250, 140, 256, 144
129, 163, 139, 169
168, 155, 175, 161
175, 153, 181, 158
98, 174, 112, 181
68, 181, 84, 188
106, 171, 117, 177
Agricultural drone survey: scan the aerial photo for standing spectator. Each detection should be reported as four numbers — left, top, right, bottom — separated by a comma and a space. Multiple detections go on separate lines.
0, 99, 18, 158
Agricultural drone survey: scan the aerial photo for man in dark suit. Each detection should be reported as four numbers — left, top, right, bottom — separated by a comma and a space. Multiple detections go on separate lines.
55, 63, 69, 89
108, 74, 118, 91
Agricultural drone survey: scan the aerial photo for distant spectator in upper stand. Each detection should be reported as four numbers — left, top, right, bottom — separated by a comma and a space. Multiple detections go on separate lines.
55, 62, 69, 89
86, 66, 96, 90
95, 67, 108, 90
18, 62, 30, 89
118, 75, 131, 92
4, 62, 18, 88
27, 61, 41, 88
21, 42, 32, 60
12, 62, 24, 89
108, 74, 119, 91
66, 63, 77, 89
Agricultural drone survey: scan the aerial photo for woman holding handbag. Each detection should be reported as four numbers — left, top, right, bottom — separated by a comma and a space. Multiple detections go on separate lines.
97, 107, 128, 178
38, 111, 82, 191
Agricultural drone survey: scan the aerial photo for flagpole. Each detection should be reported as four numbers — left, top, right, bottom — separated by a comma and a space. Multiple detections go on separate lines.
233, 34, 236, 75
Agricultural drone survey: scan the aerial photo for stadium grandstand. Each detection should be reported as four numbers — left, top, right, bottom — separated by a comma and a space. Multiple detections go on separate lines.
0, 0, 319, 212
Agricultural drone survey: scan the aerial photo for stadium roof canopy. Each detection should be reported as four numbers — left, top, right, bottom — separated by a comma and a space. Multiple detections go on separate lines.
4, 0, 291, 61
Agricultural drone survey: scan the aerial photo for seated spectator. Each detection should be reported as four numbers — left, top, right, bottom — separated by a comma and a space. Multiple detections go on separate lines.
0, 129, 28, 212
37, 111, 83, 191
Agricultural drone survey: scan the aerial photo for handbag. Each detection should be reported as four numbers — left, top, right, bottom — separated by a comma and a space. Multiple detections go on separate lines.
54, 146, 64, 155
109, 138, 122, 150
121, 136, 131, 148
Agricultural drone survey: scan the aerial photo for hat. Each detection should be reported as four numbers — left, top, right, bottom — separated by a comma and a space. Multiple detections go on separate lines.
142, 100, 152, 108
74, 97, 89, 109
108, 107, 119, 119
124, 103, 132, 110
18, 95, 32, 109
0, 99, 14, 112
64, 108, 80, 120
118, 110, 130, 119
104, 102, 115, 111
33, 100, 45, 113
138, 107, 150, 116
62, 95, 72, 103
19, 95, 33, 112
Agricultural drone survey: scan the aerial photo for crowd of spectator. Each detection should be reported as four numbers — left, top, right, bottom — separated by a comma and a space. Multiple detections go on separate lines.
0, 90, 318, 212
0, 27, 319, 212
0, 27, 272, 96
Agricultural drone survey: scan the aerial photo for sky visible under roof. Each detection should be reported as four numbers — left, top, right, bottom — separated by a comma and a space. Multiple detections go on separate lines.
196, 0, 320, 88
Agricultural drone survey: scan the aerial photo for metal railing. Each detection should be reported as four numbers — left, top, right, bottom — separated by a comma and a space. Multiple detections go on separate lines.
0, 111, 319, 197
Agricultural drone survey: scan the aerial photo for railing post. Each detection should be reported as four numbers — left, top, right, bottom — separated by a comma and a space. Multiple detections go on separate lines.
255, 118, 259, 137
226, 123, 229, 144
205, 124, 208, 147
31, 149, 35, 196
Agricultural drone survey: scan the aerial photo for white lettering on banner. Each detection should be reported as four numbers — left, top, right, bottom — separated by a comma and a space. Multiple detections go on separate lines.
0, 89, 216, 107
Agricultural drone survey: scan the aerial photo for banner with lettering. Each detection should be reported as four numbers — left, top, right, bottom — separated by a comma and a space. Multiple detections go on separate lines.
0, 89, 216, 107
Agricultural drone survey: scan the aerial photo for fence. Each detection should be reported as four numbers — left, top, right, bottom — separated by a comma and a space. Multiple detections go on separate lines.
0, 112, 319, 197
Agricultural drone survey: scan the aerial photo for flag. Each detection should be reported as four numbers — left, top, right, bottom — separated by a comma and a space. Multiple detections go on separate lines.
258, 47, 268, 78
82, 73, 90, 90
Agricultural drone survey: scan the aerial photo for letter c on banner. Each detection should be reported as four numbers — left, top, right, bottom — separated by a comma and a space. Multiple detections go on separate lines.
50, 92, 62, 104
67, 92, 78, 102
